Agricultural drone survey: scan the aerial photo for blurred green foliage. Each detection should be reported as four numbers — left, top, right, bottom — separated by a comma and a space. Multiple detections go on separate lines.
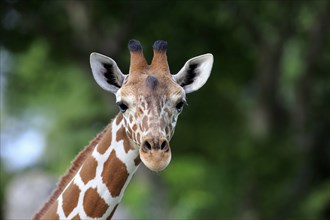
1, 0, 330, 219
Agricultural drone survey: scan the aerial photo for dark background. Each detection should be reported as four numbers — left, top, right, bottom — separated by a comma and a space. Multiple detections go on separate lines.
1, 0, 329, 219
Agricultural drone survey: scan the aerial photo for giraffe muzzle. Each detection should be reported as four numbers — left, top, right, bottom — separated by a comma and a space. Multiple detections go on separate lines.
139, 137, 172, 172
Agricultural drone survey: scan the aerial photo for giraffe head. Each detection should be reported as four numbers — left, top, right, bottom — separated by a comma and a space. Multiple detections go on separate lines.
90, 40, 213, 172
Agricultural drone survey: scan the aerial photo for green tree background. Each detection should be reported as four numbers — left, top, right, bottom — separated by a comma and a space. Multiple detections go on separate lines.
1, 0, 329, 219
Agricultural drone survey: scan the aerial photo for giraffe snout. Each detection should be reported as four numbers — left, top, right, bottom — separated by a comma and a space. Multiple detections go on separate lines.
139, 136, 171, 172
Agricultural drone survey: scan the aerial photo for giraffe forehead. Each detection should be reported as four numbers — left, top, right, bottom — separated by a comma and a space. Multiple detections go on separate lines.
119, 74, 184, 103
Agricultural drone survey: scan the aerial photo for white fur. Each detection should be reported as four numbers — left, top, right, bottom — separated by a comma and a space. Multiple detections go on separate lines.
57, 116, 140, 219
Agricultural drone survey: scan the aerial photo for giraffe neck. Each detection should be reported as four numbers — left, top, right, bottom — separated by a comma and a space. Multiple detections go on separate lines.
34, 113, 141, 220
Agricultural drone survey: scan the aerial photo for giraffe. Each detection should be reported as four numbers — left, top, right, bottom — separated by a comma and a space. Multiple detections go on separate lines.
33, 39, 213, 219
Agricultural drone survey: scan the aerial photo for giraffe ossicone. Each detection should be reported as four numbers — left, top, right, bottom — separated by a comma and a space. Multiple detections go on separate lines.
34, 40, 213, 220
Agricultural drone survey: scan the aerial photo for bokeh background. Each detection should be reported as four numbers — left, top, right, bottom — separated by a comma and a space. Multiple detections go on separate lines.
1, 0, 329, 219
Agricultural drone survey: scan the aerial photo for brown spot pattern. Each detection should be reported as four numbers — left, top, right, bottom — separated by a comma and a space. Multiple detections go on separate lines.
72, 214, 80, 220
127, 126, 133, 140
107, 204, 119, 220
116, 125, 132, 153
116, 113, 123, 125
83, 188, 109, 218
42, 199, 59, 220
80, 156, 98, 184
138, 107, 144, 115
62, 183, 80, 217
97, 128, 112, 154
102, 151, 129, 197
34, 123, 112, 220
142, 116, 148, 131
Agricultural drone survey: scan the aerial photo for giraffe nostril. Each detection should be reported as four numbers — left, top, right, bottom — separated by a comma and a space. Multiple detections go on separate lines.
143, 140, 152, 152
142, 138, 169, 152
161, 140, 169, 151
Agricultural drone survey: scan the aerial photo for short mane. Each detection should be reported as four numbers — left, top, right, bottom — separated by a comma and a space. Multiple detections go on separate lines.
33, 122, 113, 220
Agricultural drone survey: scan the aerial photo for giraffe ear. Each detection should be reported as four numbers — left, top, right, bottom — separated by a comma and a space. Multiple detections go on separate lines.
173, 54, 213, 94
90, 52, 126, 94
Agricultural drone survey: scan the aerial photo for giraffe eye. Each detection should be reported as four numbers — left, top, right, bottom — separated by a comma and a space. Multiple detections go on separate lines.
116, 101, 129, 113
176, 101, 185, 113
